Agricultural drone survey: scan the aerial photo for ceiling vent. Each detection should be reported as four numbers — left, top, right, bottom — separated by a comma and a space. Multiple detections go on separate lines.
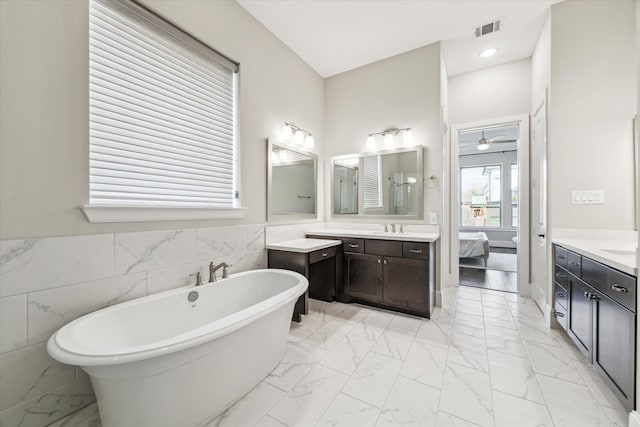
473, 18, 503, 38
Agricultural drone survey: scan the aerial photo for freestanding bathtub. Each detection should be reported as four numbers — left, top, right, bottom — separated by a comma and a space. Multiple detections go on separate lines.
47, 269, 308, 427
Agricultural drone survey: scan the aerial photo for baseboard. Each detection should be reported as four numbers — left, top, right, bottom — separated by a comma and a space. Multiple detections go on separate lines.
629, 410, 640, 427
435, 289, 443, 307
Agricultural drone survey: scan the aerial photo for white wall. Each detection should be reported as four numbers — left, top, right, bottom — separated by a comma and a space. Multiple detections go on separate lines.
0, 0, 324, 240
548, 0, 637, 230
448, 58, 532, 126
324, 43, 443, 222
531, 16, 551, 109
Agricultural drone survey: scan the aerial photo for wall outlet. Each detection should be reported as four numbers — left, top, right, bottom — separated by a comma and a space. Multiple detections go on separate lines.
571, 190, 605, 205
429, 212, 438, 224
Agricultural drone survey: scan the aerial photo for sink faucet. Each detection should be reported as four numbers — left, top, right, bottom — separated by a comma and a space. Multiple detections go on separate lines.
209, 262, 230, 282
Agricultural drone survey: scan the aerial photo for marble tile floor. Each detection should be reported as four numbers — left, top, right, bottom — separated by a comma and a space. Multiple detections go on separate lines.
53, 286, 628, 427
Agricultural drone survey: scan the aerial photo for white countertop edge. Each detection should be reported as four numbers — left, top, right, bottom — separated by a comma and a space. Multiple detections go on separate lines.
305, 229, 440, 242
266, 238, 343, 253
552, 237, 637, 276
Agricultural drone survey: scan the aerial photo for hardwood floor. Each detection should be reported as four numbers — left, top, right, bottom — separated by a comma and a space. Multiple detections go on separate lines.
459, 267, 517, 293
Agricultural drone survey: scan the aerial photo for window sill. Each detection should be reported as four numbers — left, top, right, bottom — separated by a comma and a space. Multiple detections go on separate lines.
81, 205, 247, 223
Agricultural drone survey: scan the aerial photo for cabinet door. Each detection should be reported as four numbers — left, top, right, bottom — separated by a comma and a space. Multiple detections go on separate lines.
568, 276, 592, 355
382, 256, 428, 312
344, 253, 382, 302
309, 257, 335, 302
593, 294, 635, 410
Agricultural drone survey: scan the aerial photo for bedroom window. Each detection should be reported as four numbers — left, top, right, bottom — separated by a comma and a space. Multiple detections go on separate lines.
84, 0, 242, 223
460, 165, 501, 227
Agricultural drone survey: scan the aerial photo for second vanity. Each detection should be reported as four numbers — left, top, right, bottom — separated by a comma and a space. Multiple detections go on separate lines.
267, 228, 439, 320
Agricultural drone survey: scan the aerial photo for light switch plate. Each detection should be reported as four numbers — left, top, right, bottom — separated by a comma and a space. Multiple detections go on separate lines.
571, 190, 605, 205
429, 212, 438, 224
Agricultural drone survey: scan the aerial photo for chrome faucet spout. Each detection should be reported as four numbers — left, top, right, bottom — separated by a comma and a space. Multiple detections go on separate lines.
209, 262, 231, 282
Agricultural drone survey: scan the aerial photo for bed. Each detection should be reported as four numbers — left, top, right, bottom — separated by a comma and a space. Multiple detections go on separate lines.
459, 231, 490, 266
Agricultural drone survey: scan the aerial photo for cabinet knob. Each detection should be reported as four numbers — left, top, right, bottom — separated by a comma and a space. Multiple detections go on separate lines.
322, 252, 328, 257
409, 249, 423, 254
555, 312, 565, 318
569, 261, 580, 267
383, 259, 388, 265
589, 294, 599, 301
556, 273, 567, 279
348, 244, 359, 248
611, 284, 628, 293
556, 292, 564, 298
377, 259, 381, 264
584, 291, 591, 299
557, 255, 566, 260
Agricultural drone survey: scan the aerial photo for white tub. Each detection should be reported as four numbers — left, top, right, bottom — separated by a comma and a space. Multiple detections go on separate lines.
47, 269, 307, 427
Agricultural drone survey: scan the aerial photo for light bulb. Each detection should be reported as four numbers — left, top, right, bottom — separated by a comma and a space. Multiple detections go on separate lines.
282, 124, 293, 140
479, 47, 498, 58
366, 135, 375, 149
294, 130, 304, 145
304, 135, 314, 148
403, 129, 413, 145
477, 142, 490, 151
383, 133, 394, 146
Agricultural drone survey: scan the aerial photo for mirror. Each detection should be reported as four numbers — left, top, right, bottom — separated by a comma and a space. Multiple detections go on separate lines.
331, 146, 423, 219
267, 140, 317, 221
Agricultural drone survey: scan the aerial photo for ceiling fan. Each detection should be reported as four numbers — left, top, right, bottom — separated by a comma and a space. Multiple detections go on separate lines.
461, 130, 517, 151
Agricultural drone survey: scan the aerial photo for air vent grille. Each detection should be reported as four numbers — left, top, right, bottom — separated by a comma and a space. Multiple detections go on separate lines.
474, 18, 503, 38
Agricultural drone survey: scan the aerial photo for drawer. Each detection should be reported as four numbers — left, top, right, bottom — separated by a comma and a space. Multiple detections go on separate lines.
554, 283, 568, 310
606, 267, 636, 312
309, 246, 337, 264
343, 238, 364, 253
554, 266, 569, 289
554, 300, 568, 331
581, 257, 609, 294
365, 239, 403, 257
555, 246, 568, 268
567, 251, 582, 277
402, 242, 429, 260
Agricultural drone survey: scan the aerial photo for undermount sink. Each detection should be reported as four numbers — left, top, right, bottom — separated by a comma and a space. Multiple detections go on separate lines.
601, 248, 636, 256
371, 231, 407, 235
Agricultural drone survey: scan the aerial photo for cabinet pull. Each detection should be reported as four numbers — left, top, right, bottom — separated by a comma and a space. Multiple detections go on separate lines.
557, 255, 566, 260
321, 252, 328, 257
589, 294, 599, 301
556, 292, 564, 298
377, 259, 381, 264
569, 261, 580, 267
555, 312, 565, 318
383, 259, 388, 265
556, 273, 566, 279
348, 244, 359, 248
584, 291, 591, 299
409, 249, 423, 254
611, 284, 628, 293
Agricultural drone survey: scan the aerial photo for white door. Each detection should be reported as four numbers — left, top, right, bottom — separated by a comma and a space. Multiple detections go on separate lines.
531, 97, 548, 312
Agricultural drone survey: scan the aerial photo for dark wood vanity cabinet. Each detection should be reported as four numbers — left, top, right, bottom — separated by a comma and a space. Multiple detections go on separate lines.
344, 253, 382, 302
553, 244, 637, 410
381, 256, 429, 312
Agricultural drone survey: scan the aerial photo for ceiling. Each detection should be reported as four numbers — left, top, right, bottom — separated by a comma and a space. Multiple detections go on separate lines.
237, 0, 561, 78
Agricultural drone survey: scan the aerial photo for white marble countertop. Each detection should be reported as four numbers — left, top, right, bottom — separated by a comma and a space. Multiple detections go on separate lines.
552, 237, 637, 276
306, 229, 440, 243
265, 238, 343, 253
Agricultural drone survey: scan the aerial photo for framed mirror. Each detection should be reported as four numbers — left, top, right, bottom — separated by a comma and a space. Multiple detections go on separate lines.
267, 139, 318, 221
331, 146, 424, 219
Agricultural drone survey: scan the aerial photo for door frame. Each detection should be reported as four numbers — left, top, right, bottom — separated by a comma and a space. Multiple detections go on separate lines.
447, 115, 530, 296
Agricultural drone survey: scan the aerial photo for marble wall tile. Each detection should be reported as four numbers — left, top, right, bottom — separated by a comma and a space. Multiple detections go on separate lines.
0, 375, 94, 427
315, 393, 379, 427
27, 273, 147, 345
146, 263, 195, 295
269, 365, 348, 427
0, 343, 75, 412
439, 363, 494, 427
0, 234, 114, 297
376, 376, 440, 427
224, 250, 267, 275
0, 294, 27, 354
247, 224, 265, 252
196, 226, 248, 260
115, 229, 196, 275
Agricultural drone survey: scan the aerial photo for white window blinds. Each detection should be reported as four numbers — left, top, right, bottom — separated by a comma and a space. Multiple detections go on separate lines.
89, 0, 238, 208
363, 155, 382, 208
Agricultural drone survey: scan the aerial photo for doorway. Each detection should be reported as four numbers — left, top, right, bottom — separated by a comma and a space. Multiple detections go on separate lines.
450, 116, 530, 295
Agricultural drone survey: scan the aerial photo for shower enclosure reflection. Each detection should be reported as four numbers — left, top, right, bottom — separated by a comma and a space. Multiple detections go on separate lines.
331, 146, 423, 219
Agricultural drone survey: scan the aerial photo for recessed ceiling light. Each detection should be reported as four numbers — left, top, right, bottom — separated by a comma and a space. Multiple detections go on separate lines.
479, 47, 499, 58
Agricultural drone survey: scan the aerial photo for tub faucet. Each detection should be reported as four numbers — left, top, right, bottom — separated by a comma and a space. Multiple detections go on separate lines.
209, 262, 230, 282
189, 272, 203, 287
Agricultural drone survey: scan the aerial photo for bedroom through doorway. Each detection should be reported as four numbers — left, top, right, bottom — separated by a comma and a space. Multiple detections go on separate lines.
456, 122, 520, 293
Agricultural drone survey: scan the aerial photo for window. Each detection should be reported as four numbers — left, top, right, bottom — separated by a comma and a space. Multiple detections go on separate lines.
460, 165, 501, 227
511, 163, 519, 227
363, 155, 382, 209
85, 0, 241, 222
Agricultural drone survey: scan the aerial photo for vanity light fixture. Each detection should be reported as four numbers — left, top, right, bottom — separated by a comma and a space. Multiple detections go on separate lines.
479, 47, 499, 58
366, 127, 412, 148
282, 122, 314, 148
